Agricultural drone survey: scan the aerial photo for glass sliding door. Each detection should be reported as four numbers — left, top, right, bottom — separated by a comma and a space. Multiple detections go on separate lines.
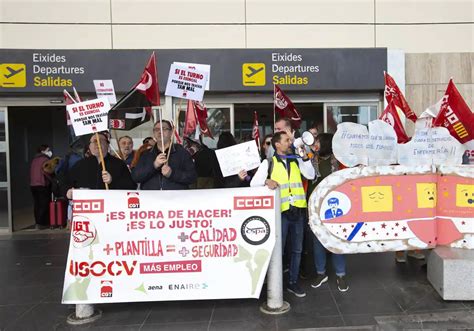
324, 103, 379, 133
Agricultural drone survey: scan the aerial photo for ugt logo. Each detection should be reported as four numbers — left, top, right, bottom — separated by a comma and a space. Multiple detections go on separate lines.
128, 192, 140, 208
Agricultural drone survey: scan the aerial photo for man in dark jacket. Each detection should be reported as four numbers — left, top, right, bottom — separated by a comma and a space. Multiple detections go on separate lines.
132, 120, 196, 190
65, 132, 136, 198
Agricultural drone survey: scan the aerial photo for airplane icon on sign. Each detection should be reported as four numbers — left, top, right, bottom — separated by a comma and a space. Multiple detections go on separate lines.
245, 66, 264, 78
4, 66, 25, 79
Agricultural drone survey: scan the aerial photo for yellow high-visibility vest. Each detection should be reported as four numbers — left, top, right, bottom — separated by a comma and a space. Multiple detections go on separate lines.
270, 156, 307, 212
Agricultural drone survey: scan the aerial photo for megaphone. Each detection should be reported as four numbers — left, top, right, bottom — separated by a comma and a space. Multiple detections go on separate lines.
293, 131, 315, 158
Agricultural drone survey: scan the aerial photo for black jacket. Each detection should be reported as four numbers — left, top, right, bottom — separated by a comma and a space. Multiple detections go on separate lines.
65, 154, 136, 190
131, 144, 197, 190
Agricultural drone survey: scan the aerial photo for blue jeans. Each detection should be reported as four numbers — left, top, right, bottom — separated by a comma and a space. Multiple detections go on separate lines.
313, 236, 346, 277
281, 208, 305, 284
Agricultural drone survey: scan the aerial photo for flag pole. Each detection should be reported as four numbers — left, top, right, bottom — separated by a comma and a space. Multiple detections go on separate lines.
95, 132, 109, 190
273, 84, 276, 130
167, 98, 182, 162
112, 130, 124, 160
159, 108, 165, 153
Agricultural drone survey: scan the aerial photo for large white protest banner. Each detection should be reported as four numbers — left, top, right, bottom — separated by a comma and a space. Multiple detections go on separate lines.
398, 127, 465, 166
333, 123, 369, 167
93, 80, 117, 105
367, 120, 398, 166
66, 98, 110, 136
173, 62, 211, 90
62, 187, 276, 304
333, 121, 398, 167
165, 64, 209, 101
215, 141, 262, 177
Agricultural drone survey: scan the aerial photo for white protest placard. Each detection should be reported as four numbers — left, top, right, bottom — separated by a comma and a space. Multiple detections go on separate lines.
367, 120, 398, 166
398, 127, 465, 166
93, 80, 117, 105
62, 187, 276, 303
215, 141, 262, 177
333, 123, 369, 167
173, 62, 211, 90
66, 98, 110, 136
165, 64, 209, 101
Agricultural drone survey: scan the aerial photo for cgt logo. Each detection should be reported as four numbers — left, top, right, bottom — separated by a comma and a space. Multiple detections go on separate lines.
69, 260, 137, 277
100, 280, 113, 298
234, 196, 274, 210
127, 192, 140, 208
73, 199, 104, 213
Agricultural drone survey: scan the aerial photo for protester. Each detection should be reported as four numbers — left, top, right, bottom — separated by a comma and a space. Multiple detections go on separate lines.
251, 131, 315, 297
130, 142, 153, 169
65, 132, 136, 198
265, 117, 297, 159
143, 136, 155, 147
395, 250, 425, 263
215, 132, 249, 188
131, 120, 196, 190
184, 137, 220, 189
118, 135, 135, 166
54, 142, 85, 229
30, 144, 53, 229
309, 133, 349, 292
260, 134, 273, 160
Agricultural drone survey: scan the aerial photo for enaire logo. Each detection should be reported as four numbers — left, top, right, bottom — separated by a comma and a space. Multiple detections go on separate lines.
72, 215, 97, 248
234, 196, 274, 210
127, 192, 140, 208
100, 280, 113, 298
73, 199, 104, 213
241, 216, 271, 245
168, 283, 208, 290
69, 260, 138, 277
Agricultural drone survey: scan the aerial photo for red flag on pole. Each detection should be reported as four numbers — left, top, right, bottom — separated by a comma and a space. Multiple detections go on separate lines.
274, 84, 302, 129
433, 79, 474, 144
134, 51, 160, 107
194, 101, 213, 139
252, 111, 261, 149
184, 100, 198, 137
379, 101, 410, 143
384, 72, 417, 122
183, 101, 213, 139
108, 52, 159, 130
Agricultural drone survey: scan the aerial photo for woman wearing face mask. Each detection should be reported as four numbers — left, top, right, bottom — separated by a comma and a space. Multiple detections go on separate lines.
30, 144, 53, 229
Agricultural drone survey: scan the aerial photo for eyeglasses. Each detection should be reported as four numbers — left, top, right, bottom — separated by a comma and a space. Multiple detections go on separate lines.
153, 128, 172, 133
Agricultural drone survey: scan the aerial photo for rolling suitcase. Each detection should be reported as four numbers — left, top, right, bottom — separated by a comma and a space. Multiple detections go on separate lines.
49, 197, 67, 229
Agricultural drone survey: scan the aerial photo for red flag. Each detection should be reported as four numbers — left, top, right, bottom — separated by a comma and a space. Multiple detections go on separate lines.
183, 101, 213, 139
379, 101, 410, 143
384, 72, 417, 122
433, 79, 474, 144
134, 51, 160, 107
274, 85, 302, 129
184, 100, 197, 136
108, 52, 159, 130
252, 111, 260, 148
194, 101, 213, 139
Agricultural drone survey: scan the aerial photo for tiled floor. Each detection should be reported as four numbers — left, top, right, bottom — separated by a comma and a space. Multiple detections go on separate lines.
0, 232, 472, 330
